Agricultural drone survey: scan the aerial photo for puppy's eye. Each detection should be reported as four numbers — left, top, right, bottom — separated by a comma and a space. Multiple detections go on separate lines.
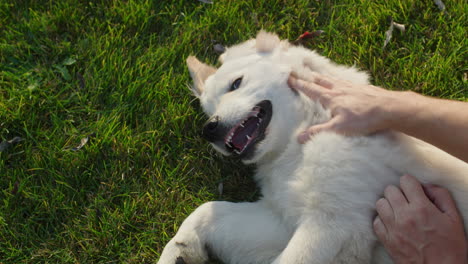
230, 77, 243, 92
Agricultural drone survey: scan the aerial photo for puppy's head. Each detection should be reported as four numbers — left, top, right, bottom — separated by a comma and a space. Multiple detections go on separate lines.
187, 31, 303, 164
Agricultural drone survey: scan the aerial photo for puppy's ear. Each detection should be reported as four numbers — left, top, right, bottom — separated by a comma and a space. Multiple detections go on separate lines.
218, 53, 226, 64
186, 56, 217, 97
256, 30, 280, 53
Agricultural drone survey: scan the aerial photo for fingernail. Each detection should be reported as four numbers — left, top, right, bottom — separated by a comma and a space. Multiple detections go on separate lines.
373, 216, 380, 224
298, 131, 309, 143
290, 71, 299, 79
401, 174, 412, 181
288, 75, 298, 89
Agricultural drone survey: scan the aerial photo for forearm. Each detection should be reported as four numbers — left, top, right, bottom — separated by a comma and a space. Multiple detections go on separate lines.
385, 91, 468, 163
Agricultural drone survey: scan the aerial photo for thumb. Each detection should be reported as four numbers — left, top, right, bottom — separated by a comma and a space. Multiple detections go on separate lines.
424, 184, 462, 220
298, 119, 339, 144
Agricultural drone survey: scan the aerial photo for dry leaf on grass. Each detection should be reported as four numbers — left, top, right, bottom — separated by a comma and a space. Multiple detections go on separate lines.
69, 133, 96, 151
392, 21, 405, 32
0, 137, 24, 152
384, 18, 406, 49
213, 43, 226, 54
292, 30, 324, 45
434, 0, 446, 11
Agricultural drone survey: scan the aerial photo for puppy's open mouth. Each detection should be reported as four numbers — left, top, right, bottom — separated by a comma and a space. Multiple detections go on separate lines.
224, 100, 272, 158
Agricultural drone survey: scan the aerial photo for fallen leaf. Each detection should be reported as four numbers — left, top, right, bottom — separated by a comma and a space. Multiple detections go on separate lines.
383, 18, 405, 49
0, 137, 24, 152
392, 22, 405, 32
434, 0, 445, 11
70, 133, 95, 151
213, 43, 225, 54
299, 30, 324, 40
292, 30, 324, 45
198, 0, 213, 3
27, 80, 40, 92
384, 22, 394, 48
62, 57, 77, 66
54, 65, 71, 81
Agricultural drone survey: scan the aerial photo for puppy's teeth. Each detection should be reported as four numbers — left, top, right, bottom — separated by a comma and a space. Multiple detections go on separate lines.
246, 135, 251, 140
234, 149, 240, 154
258, 118, 262, 122
240, 123, 245, 128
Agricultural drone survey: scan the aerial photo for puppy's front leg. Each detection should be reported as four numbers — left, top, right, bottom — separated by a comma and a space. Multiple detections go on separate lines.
272, 217, 350, 264
158, 201, 290, 264
158, 202, 216, 264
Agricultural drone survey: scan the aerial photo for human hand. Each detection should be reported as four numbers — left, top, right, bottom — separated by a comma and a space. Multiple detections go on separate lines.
287, 73, 402, 143
373, 174, 468, 264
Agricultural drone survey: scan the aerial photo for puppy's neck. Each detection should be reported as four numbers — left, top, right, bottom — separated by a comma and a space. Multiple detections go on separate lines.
253, 96, 330, 185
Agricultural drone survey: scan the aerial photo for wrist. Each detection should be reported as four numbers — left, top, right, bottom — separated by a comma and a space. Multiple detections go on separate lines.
375, 90, 410, 131
383, 90, 429, 133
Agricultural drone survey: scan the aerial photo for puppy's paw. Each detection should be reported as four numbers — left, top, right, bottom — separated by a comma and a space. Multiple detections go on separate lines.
158, 238, 209, 264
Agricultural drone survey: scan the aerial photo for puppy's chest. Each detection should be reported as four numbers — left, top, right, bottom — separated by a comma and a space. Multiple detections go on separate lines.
261, 171, 334, 223
260, 158, 376, 226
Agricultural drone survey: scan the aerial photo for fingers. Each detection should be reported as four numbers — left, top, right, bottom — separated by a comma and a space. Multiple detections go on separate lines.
314, 75, 334, 89
373, 216, 388, 242
289, 71, 334, 88
288, 75, 324, 100
289, 72, 341, 144
399, 174, 427, 205
288, 72, 335, 102
297, 131, 310, 144
297, 118, 342, 143
374, 186, 408, 247
376, 198, 394, 226
384, 185, 408, 208
423, 184, 461, 220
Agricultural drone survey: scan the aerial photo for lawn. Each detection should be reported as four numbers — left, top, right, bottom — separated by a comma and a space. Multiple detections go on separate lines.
0, 0, 466, 263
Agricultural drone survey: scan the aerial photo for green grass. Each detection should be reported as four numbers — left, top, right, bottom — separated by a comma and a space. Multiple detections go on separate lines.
0, 0, 466, 262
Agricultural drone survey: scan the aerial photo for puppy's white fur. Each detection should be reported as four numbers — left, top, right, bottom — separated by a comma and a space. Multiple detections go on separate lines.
158, 31, 468, 264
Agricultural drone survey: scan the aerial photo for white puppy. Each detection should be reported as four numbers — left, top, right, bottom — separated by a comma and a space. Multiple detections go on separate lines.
158, 31, 468, 264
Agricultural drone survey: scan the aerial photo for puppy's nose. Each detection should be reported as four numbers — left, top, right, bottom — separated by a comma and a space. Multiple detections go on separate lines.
202, 115, 220, 142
